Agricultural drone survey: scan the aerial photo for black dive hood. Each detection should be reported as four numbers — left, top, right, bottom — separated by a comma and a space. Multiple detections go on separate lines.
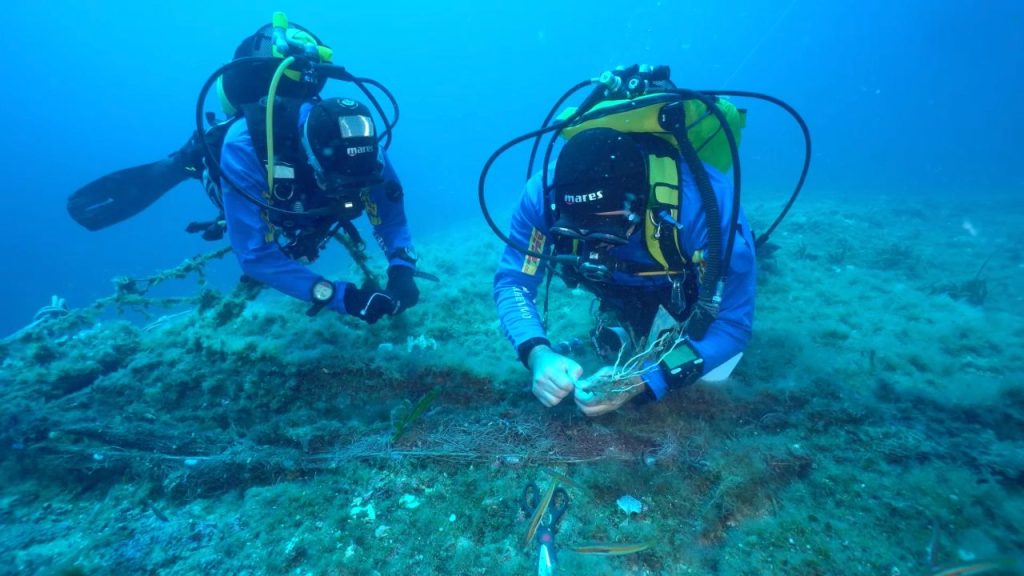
194, 56, 400, 218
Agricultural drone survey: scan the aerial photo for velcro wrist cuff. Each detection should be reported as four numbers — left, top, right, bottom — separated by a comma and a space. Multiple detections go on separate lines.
641, 361, 669, 401
517, 337, 551, 369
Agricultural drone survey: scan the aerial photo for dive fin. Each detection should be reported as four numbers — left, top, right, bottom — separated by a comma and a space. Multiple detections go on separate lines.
67, 133, 205, 231
67, 155, 194, 231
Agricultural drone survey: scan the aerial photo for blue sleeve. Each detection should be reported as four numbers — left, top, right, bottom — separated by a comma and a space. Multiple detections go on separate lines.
366, 151, 415, 269
679, 164, 757, 375
219, 121, 351, 314
493, 172, 551, 352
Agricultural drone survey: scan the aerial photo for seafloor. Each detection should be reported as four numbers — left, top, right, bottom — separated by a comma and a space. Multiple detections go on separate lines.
1, 193, 1021, 575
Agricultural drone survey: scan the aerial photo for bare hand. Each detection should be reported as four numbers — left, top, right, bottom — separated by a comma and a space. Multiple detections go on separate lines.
574, 367, 646, 417
529, 346, 583, 407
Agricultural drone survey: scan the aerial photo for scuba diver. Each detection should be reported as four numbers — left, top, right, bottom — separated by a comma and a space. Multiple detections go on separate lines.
484, 65, 810, 416
67, 13, 421, 324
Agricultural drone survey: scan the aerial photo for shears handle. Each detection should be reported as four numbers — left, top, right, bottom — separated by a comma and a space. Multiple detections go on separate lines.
536, 528, 557, 576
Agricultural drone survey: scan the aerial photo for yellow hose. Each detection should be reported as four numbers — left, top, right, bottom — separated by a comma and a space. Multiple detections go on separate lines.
265, 56, 296, 196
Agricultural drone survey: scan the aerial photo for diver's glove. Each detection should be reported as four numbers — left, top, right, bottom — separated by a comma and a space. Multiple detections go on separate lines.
386, 265, 420, 314
342, 283, 398, 324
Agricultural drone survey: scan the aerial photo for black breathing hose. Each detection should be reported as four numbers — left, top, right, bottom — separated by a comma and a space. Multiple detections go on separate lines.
526, 80, 592, 179
703, 89, 811, 248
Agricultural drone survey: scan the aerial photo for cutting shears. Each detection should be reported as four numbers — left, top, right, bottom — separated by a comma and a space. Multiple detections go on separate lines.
522, 480, 570, 575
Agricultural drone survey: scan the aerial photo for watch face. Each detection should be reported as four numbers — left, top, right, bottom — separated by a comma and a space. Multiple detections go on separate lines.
313, 281, 334, 302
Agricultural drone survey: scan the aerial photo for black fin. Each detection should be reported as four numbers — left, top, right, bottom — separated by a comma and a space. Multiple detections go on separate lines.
67, 156, 192, 231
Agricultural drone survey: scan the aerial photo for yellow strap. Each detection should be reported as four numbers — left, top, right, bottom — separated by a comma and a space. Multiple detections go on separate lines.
644, 154, 683, 270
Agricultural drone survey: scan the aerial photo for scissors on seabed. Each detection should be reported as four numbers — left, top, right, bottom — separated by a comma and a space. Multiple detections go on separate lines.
521, 480, 570, 576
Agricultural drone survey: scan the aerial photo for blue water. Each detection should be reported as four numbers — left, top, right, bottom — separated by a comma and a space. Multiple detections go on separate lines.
2, 0, 1021, 338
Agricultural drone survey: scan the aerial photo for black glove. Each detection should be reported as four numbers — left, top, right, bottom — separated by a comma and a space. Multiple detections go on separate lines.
343, 283, 398, 324
386, 265, 420, 314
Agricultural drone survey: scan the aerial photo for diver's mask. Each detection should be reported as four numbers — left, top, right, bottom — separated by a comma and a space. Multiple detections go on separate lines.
551, 210, 641, 283
549, 209, 640, 247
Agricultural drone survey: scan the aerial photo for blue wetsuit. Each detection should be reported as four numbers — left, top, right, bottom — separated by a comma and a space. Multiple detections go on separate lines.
219, 103, 414, 315
493, 160, 757, 399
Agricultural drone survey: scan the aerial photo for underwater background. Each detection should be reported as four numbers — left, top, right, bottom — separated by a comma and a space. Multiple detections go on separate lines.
3, 0, 1021, 335
1, 1, 1022, 575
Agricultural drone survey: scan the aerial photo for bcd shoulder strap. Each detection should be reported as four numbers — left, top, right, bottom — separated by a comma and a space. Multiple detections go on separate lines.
636, 134, 689, 274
